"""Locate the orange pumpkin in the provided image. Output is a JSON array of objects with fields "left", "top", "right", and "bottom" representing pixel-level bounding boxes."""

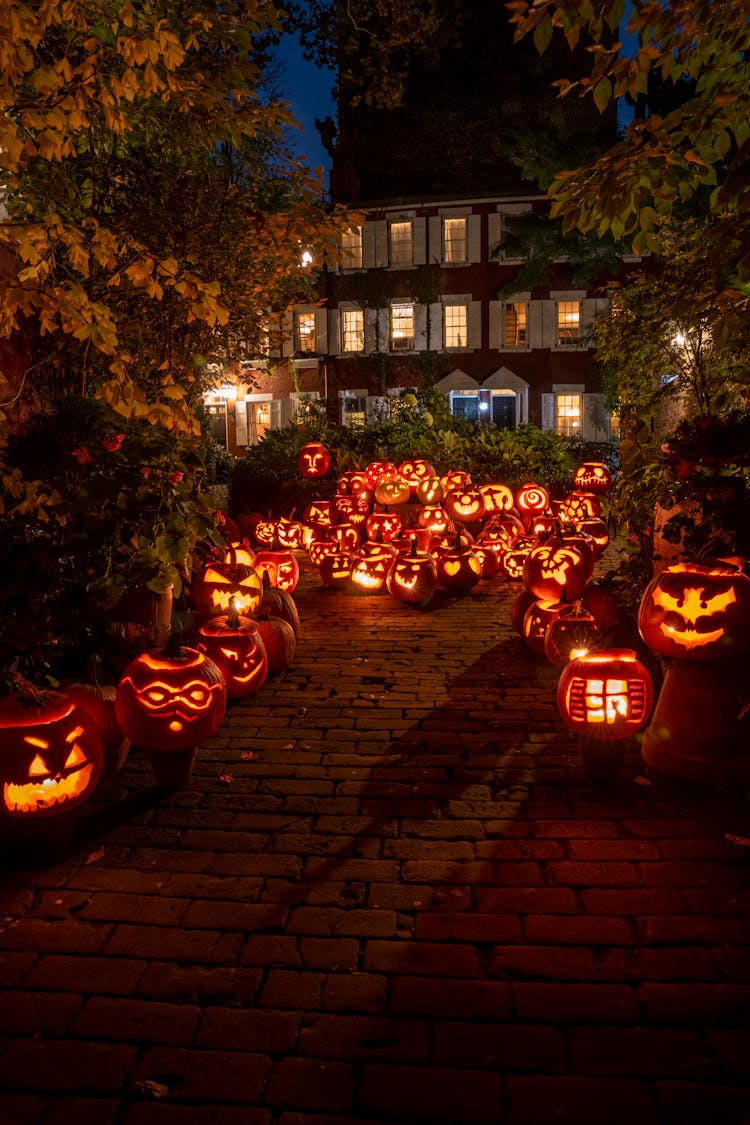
[
  {"left": 638, "top": 559, "right": 750, "bottom": 662},
  {"left": 197, "top": 604, "right": 268, "bottom": 699},
  {"left": 398, "top": 458, "right": 437, "bottom": 495},
  {"left": 251, "top": 550, "right": 300, "bottom": 593},
  {"left": 557, "top": 649, "right": 653, "bottom": 741},
  {"left": 374, "top": 478, "right": 411, "bottom": 507},
  {"left": 573, "top": 461, "right": 612, "bottom": 494},
  {"left": 298, "top": 441, "right": 331, "bottom": 478},
  {"left": 387, "top": 540, "right": 437, "bottom": 606},
  {"left": 191, "top": 551, "right": 263, "bottom": 617},
  {"left": 416, "top": 476, "right": 444, "bottom": 506}
]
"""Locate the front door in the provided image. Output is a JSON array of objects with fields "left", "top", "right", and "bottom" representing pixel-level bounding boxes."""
[{"left": 492, "top": 395, "right": 515, "bottom": 429}]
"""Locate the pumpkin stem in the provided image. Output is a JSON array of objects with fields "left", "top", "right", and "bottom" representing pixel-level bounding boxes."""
[
  {"left": 165, "top": 624, "right": 184, "bottom": 659},
  {"left": 409, "top": 538, "right": 418, "bottom": 558},
  {"left": 9, "top": 672, "right": 47, "bottom": 706},
  {"left": 227, "top": 600, "right": 241, "bottom": 629}
]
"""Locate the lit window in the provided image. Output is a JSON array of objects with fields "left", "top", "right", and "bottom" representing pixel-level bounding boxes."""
[
  {"left": 342, "top": 308, "right": 364, "bottom": 353},
  {"left": 295, "top": 312, "right": 316, "bottom": 353},
  {"left": 557, "top": 302, "right": 581, "bottom": 346},
  {"left": 389, "top": 221, "right": 413, "bottom": 267},
  {"left": 443, "top": 303, "right": 468, "bottom": 349},
  {"left": 390, "top": 301, "right": 415, "bottom": 350},
  {"left": 341, "top": 226, "right": 363, "bottom": 269},
  {"left": 443, "top": 217, "right": 467, "bottom": 264},
  {"left": 343, "top": 396, "right": 367, "bottom": 427},
  {"left": 556, "top": 393, "right": 582, "bottom": 436},
  {"left": 504, "top": 302, "right": 527, "bottom": 347}
]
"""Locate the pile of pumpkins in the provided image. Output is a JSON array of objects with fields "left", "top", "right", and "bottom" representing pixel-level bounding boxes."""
[
  {"left": 0, "top": 551, "right": 301, "bottom": 826},
  {"left": 235, "top": 446, "right": 615, "bottom": 611}
]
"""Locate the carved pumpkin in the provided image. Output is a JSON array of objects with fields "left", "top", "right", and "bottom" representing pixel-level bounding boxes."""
[
  {"left": 417, "top": 506, "right": 452, "bottom": 534},
  {"left": 573, "top": 461, "right": 612, "bottom": 494},
  {"left": 557, "top": 649, "right": 653, "bottom": 741},
  {"left": 251, "top": 550, "right": 300, "bottom": 593},
  {"left": 374, "top": 478, "right": 411, "bottom": 507},
  {"left": 275, "top": 515, "right": 305, "bottom": 550},
  {"left": 319, "top": 548, "right": 354, "bottom": 589},
  {"left": 440, "top": 469, "right": 472, "bottom": 493},
  {"left": 308, "top": 538, "right": 339, "bottom": 567},
  {"left": 222, "top": 541, "right": 255, "bottom": 566},
  {"left": 510, "top": 588, "right": 538, "bottom": 635},
  {"left": 331, "top": 522, "right": 362, "bottom": 552},
  {"left": 435, "top": 534, "right": 482, "bottom": 592},
  {"left": 576, "top": 517, "right": 610, "bottom": 553},
  {"left": 443, "top": 488, "right": 485, "bottom": 524},
  {"left": 472, "top": 544, "right": 501, "bottom": 578},
  {"left": 562, "top": 491, "right": 602, "bottom": 524},
  {"left": 416, "top": 476, "right": 444, "bottom": 506},
  {"left": 303, "top": 499, "right": 338, "bottom": 532},
  {"left": 515, "top": 483, "right": 550, "bottom": 528},
  {"left": 337, "top": 470, "right": 370, "bottom": 495},
  {"left": 398, "top": 459, "right": 436, "bottom": 495},
  {"left": 499, "top": 535, "right": 539, "bottom": 581},
  {"left": 366, "top": 510, "right": 404, "bottom": 543},
  {"left": 637, "top": 559, "right": 750, "bottom": 662},
  {"left": 522, "top": 599, "right": 562, "bottom": 656},
  {"left": 0, "top": 686, "right": 104, "bottom": 818},
  {"left": 334, "top": 492, "right": 372, "bottom": 528},
  {"left": 392, "top": 527, "right": 433, "bottom": 554},
  {"left": 479, "top": 482, "right": 515, "bottom": 516},
  {"left": 298, "top": 441, "right": 331, "bottom": 478},
  {"left": 544, "top": 602, "right": 602, "bottom": 667},
  {"left": 387, "top": 540, "right": 437, "bottom": 606},
  {"left": 349, "top": 540, "right": 397, "bottom": 593},
  {"left": 478, "top": 514, "right": 525, "bottom": 549},
  {"left": 365, "top": 460, "right": 399, "bottom": 490},
  {"left": 523, "top": 540, "right": 592, "bottom": 603},
  {"left": 191, "top": 551, "right": 263, "bottom": 617},
  {"left": 197, "top": 603, "right": 268, "bottom": 699},
  {"left": 254, "top": 516, "right": 277, "bottom": 548},
  {"left": 115, "top": 638, "right": 226, "bottom": 753}
]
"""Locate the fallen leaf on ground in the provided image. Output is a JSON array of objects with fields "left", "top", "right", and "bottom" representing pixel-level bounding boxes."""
[
  {"left": 726, "top": 833, "right": 750, "bottom": 847},
  {"left": 85, "top": 848, "right": 105, "bottom": 864},
  {"left": 219, "top": 774, "right": 233, "bottom": 784},
  {"left": 633, "top": 776, "right": 652, "bottom": 786},
  {"left": 134, "top": 1080, "right": 169, "bottom": 1098},
  {"left": 240, "top": 750, "right": 258, "bottom": 761}
]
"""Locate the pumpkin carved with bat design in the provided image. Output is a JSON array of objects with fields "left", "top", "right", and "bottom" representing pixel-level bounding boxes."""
[
  {"left": 0, "top": 687, "right": 104, "bottom": 818},
  {"left": 638, "top": 559, "right": 750, "bottom": 662}
]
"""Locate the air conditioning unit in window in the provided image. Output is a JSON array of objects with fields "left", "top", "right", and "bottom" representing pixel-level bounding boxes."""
[{"left": 391, "top": 335, "right": 413, "bottom": 351}]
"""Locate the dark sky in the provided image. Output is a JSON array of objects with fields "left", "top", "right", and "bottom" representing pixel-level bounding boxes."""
[{"left": 274, "top": 36, "right": 335, "bottom": 184}]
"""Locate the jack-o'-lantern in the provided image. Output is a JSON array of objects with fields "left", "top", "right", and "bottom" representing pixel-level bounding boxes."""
[
  {"left": 308, "top": 538, "right": 339, "bottom": 567},
  {"left": 392, "top": 527, "right": 433, "bottom": 554},
  {"left": 304, "top": 499, "right": 337, "bottom": 532},
  {"left": 417, "top": 506, "right": 452, "bottom": 534},
  {"left": 366, "top": 510, "right": 404, "bottom": 543},
  {"left": 510, "top": 588, "right": 538, "bottom": 635},
  {"left": 562, "top": 491, "right": 602, "bottom": 524},
  {"left": 222, "top": 541, "right": 255, "bottom": 566},
  {"left": 638, "top": 558, "right": 750, "bottom": 662},
  {"left": 387, "top": 540, "right": 437, "bottom": 606},
  {"left": 515, "top": 483, "right": 550, "bottom": 528},
  {"left": 298, "top": 441, "right": 331, "bottom": 478},
  {"left": 251, "top": 550, "right": 300, "bottom": 593},
  {"left": 0, "top": 685, "right": 104, "bottom": 819},
  {"left": 435, "top": 534, "right": 482, "bottom": 593},
  {"left": 365, "top": 460, "right": 399, "bottom": 490},
  {"left": 573, "top": 461, "right": 612, "bottom": 494},
  {"left": 254, "top": 515, "right": 277, "bottom": 548},
  {"left": 416, "top": 476, "right": 444, "bottom": 506},
  {"left": 479, "top": 514, "right": 525, "bottom": 549},
  {"left": 191, "top": 551, "right": 263, "bottom": 617},
  {"left": 522, "top": 599, "right": 561, "bottom": 655},
  {"left": 557, "top": 649, "right": 653, "bottom": 740},
  {"left": 337, "top": 470, "right": 370, "bottom": 495},
  {"left": 479, "top": 482, "right": 515, "bottom": 516},
  {"left": 334, "top": 492, "right": 372, "bottom": 528},
  {"left": 544, "top": 602, "right": 602, "bottom": 667},
  {"left": 499, "top": 535, "right": 539, "bottom": 580},
  {"left": 115, "top": 636, "right": 226, "bottom": 753},
  {"left": 374, "top": 478, "right": 410, "bottom": 507},
  {"left": 431, "top": 528, "right": 474, "bottom": 556},
  {"left": 349, "top": 541, "right": 397, "bottom": 592},
  {"left": 332, "top": 522, "right": 361, "bottom": 552},
  {"left": 523, "top": 539, "right": 592, "bottom": 603},
  {"left": 319, "top": 548, "right": 354, "bottom": 589},
  {"left": 275, "top": 515, "right": 305, "bottom": 550},
  {"left": 528, "top": 513, "right": 558, "bottom": 542},
  {"left": 440, "top": 469, "right": 472, "bottom": 493},
  {"left": 398, "top": 459, "right": 437, "bottom": 495},
  {"left": 576, "top": 517, "right": 609, "bottom": 554},
  {"left": 197, "top": 602, "right": 268, "bottom": 698},
  {"left": 472, "top": 545, "right": 501, "bottom": 579},
  {"left": 443, "top": 488, "right": 485, "bottom": 524}
]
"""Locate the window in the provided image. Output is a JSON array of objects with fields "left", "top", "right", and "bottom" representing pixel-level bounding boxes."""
[
  {"left": 343, "top": 396, "right": 367, "bottom": 427},
  {"left": 450, "top": 389, "right": 479, "bottom": 422},
  {"left": 341, "top": 308, "right": 364, "bottom": 353},
  {"left": 443, "top": 303, "right": 468, "bottom": 349},
  {"left": 443, "top": 217, "right": 467, "bottom": 264},
  {"left": 390, "top": 301, "right": 415, "bottom": 350},
  {"left": 504, "top": 302, "right": 527, "bottom": 347},
  {"left": 389, "top": 221, "right": 413, "bottom": 267},
  {"left": 556, "top": 393, "right": 582, "bottom": 436},
  {"left": 557, "top": 301, "right": 581, "bottom": 346},
  {"left": 295, "top": 312, "right": 317, "bottom": 353},
  {"left": 341, "top": 226, "right": 363, "bottom": 269}
]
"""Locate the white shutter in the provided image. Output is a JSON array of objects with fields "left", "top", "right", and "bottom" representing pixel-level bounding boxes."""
[
  {"left": 364, "top": 308, "right": 378, "bottom": 353},
  {"left": 541, "top": 393, "right": 555, "bottom": 432},
  {"left": 468, "top": 214, "right": 482, "bottom": 263},
  {"left": 235, "top": 401, "right": 248, "bottom": 447},
  {"left": 528, "top": 299, "right": 542, "bottom": 349},
  {"left": 281, "top": 311, "right": 294, "bottom": 357},
  {"left": 414, "top": 303, "right": 427, "bottom": 351},
  {"left": 583, "top": 393, "right": 610, "bottom": 441},
  {"left": 270, "top": 399, "right": 294, "bottom": 430},
  {"left": 428, "top": 216, "right": 441, "bottom": 263},
  {"left": 468, "top": 301, "right": 482, "bottom": 349},
  {"left": 366, "top": 396, "right": 388, "bottom": 422},
  {"left": 488, "top": 213, "right": 502, "bottom": 260},
  {"left": 374, "top": 221, "right": 388, "bottom": 266},
  {"left": 488, "top": 300, "right": 501, "bottom": 349},
  {"left": 377, "top": 308, "right": 389, "bottom": 351},
  {"left": 429, "top": 302, "right": 442, "bottom": 351},
  {"left": 540, "top": 300, "right": 557, "bottom": 349},
  {"left": 363, "top": 221, "right": 387, "bottom": 267},
  {"left": 315, "top": 308, "right": 328, "bottom": 354},
  {"left": 413, "top": 217, "right": 427, "bottom": 265},
  {"left": 329, "top": 309, "right": 340, "bottom": 355}
]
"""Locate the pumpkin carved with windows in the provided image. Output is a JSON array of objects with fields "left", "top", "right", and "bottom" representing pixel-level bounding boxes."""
[{"left": 556, "top": 649, "right": 653, "bottom": 741}]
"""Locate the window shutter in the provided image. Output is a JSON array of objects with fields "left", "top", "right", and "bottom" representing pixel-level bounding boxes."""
[
  {"left": 414, "top": 303, "right": 427, "bottom": 351},
  {"left": 281, "top": 311, "right": 294, "bottom": 357},
  {"left": 428, "top": 216, "right": 441, "bottom": 263},
  {"left": 488, "top": 300, "right": 501, "bottom": 348},
  {"left": 581, "top": 298, "right": 598, "bottom": 344},
  {"left": 366, "top": 396, "right": 388, "bottom": 422},
  {"left": 487, "top": 213, "right": 502, "bottom": 260},
  {"left": 541, "top": 301, "right": 557, "bottom": 348},
  {"left": 376, "top": 308, "right": 388, "bottom": 351},
  {"left": 429, "top": 302, "right": 442, "bottom": 351},
  {"left": 316, "top": 309, "right": 328, "bottom": 354},
  {"left": 374, "top": 221, "right": 388, "bottom": 266},
  {"left": 364, "top": 308, "right": 378, "bottom": 353},
  {"left": 413, "top": 217, "right": 427, "bottom": 265},
  {"left": 468, "top": 301, "right": 482, "bottom": 349},
  {"left": 468, "top": 214, "right": 482, "bottom": 263},
  {"left": 363, "top": 221, "right": 386, "bottom": 267},
  {"left": 583, "top": 393, "right": 610, "bottom": 441},
  {"left": 235, "top": 401, "right": 248, "bottom": 446},
  {"left": 527, "top": 300, "right": 542, "bottom": 349},
  {"left": 329, "top": 309, "right": 340, "bottom": 354},
  {"left": 541, "top": 392, "right": 555, "bottom": 432}
]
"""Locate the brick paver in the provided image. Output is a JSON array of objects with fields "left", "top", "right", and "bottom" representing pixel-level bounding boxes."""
[{"left": 2, "top": 550, "right": 750, "bottom": 1124}]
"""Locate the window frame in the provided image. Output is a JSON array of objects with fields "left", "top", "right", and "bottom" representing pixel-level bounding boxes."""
[
  {"left": 341, "top": 307, "right": 365, "bottom": 354},
  {"left": 443, "top": 301, "right": 469, "bottom": 350},
  {"left": 556, "top": 301, "right": 581, "bottom": 348},
  {"left": 389, "top": 220, "right": 414, "bottom": 268},
  {"left": 341, "top": 225, "right": 363, "bottom": 270},
  {"left": 295, "top": 311, "right": 317, "bottom": 354},
  {"left": 556, "top": 392, "right": 583, "bottom": 436},
  {"left": 503, "top": 301, "right": 528, "bottom": 348},
  {"left": 443, "top": 216, "right": 468, "bottom": 265}
]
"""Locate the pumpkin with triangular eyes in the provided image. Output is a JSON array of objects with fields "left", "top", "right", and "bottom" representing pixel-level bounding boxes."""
[
  {"left": 0, "top": 690, "right": 104, "bottom": 819},
  {"left": 349, "top": 541, "right": 397, "bottom": 593},
  {"left": 275, "top": 515, "right": 305, "bottom": 550},
  {"left": 387, "top": 541, "right": 437, "bottom": 606},
  {"left": 573, "top": 461, "right": 612, "bottom": 494},
  {"left": 638, "top": 559, "right": 750, "bottom": 662},
  {"left": 440, "top": 469, "right": 472, "bottom": 493},
  {"left": 191, "top": 551, "right": 263, "bottom": 617},
  {"left": 319, "top": 548, "right": 354, "bottom": 589},
  {"left": 197, "top": 604, "right": 268, "bottom": 699}
]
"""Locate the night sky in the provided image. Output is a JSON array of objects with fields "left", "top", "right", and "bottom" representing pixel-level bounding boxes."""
[{"left": 275, "top": 35, "right": 335, "bottom": 184}]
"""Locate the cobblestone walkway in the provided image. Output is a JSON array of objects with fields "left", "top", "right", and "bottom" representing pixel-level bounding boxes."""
[{"left": 1, "top": 556, "right": 750, "bottom": 1125}]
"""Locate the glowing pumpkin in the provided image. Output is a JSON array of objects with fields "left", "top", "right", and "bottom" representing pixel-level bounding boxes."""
[
  {"left": 479, "top": 482, "right": 515, "bottom": 516},
  {"left": 332, "top": 523, "right": 362, "bottom": 552},
  {"left": 435, "top": 534, "right": 482, "bottom": 593},
  {"left": 303, "top": 499, "right": 338, "bottom": 532},
  {"left": 515, "top": 483, "right": 550, "bottom": 528},
  {"left": 115, "top": 640, "right": 226, "bottom": 753},
  {"left": 251, "top": 550, "right": 300, "bottom": 593},
  {"left": 443, "top": 488, "right": 485, "bottom": 524},
  {"left": 573, "top": 461, "right": 612, "bottom": 494},
  {"left": 349, "top": 541, "right": 397, "bottom": 593},
  {"left": 337, "top": 470, "right": 370, "bottom": 496},
  {"left": 374, "top": 478, "right": 411, "bottom": 507},
  {"left": 499, "top": 535, "right": 539, "bottom": 581},
  {"left": 275, "top": 516, "right": 305, "bottom": 550},
  {"left": 191, "top": 552, "right": 263, "bottom": 617},
  {"left": 440, "top": 469, "right": 472, "bottom": 493},
  {"left": 221, "top": 541, "right": 255, "bottom": 566},
  {"left": 398, "top": 459, "right": 436, "bottom": 495},
  {"left": 417, "top": 506, "right": 452, "bottom": 534},
  {"left": 0, "top": 687, "right": 104, "bottom": 819},
  {"left": 544, "top": 602, "right": 602, "bottom": 667},
  {"left": 557, "top": 649, "right": 653, "bottom": 741},
  {"left": 254, "top": 516, "right": 277, "bottom": 548},
  {"left": 298, "top": 441, "right": 331, "bottom": 478},
  {"left": 366, "top": 510, "right": 404, "bottom": 543},
  {"left": 522, "top": 599, "right": 561, "bottom": 655},
  {"left": 523, "top": 540, "right": 592, "bottom": 603},
  {"left": 472, "top": 545, "right": 501, "bottom": 578},
  {"left": 197, "top": 603, "right": 268, "bottom": 699},
  {"left": 319, "top": 548, "right": 354, "bottom": 589},
  {"left": 308, "top": 538, "right": 339, "bottom": 567},
  {"left": 562, "top": 491, "right": 602, "bottom": 524},
  {"left": 334, "top": 492, "right": 373, "bottom": 528},
  {"left": 637, "top": 559, "right": 750, "bottom": 662},
  {"left": 365, "top": 460, "right": 399, "bottom": 490},
  {"left": 387, "top": 540, "right": 437, "bottom": 606},
  {"left": 416, "top": 477, "right": 444, "bottom": 506}
]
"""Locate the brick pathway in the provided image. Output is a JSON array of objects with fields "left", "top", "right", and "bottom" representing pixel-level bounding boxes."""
[{"left": 2, "top": 555, "right": 750, "bottom": 1125}]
